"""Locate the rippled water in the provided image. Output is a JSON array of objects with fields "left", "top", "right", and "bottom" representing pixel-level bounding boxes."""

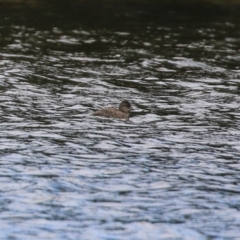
[{"left": 0, "top": 2, "right": 240, "bottom": 239}]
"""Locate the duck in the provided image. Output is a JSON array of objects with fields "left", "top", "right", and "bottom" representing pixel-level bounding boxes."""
[{"left": 93, "top": 100, "right": 132, "bottom": 120}]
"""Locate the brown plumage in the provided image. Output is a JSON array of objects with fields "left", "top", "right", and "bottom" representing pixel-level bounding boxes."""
[{"left": 93, "top": 100, "right": 132, "bottom": 120}]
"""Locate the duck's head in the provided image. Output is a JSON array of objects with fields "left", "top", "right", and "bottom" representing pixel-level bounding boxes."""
[{"left": 119, "top": 100, "right": 132, "bottom": 113}]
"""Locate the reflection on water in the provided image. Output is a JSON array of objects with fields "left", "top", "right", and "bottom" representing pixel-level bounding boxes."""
[{"left": 0, "top": 2, "right": 240, "bottom": 239}]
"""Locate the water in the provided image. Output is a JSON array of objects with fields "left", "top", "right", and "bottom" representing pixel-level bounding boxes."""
[{"left": 0, "top": 2, "right": 240, "bottom": 239}]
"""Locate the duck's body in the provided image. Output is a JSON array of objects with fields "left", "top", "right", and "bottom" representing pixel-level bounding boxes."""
[{"left": 93, "top": 100, "right": 131, "bottom": 120}]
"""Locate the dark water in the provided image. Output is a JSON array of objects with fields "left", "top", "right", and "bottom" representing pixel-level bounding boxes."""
[{"left": 0, "top": 2, "right": 240, "bottom": 239}]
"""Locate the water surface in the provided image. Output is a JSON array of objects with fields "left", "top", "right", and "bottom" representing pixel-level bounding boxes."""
[{"left": 0, "top": 2, "right": 240, "bottom": 239}]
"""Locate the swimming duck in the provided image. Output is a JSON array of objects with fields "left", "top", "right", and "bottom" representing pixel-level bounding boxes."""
[{"left": 93, "top": 100, "right": 132, "bottom": 120}]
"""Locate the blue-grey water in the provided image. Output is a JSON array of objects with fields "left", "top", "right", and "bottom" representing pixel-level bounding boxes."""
[{"left": 0, "top": 2, "right": 240, "bottom": 239}]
